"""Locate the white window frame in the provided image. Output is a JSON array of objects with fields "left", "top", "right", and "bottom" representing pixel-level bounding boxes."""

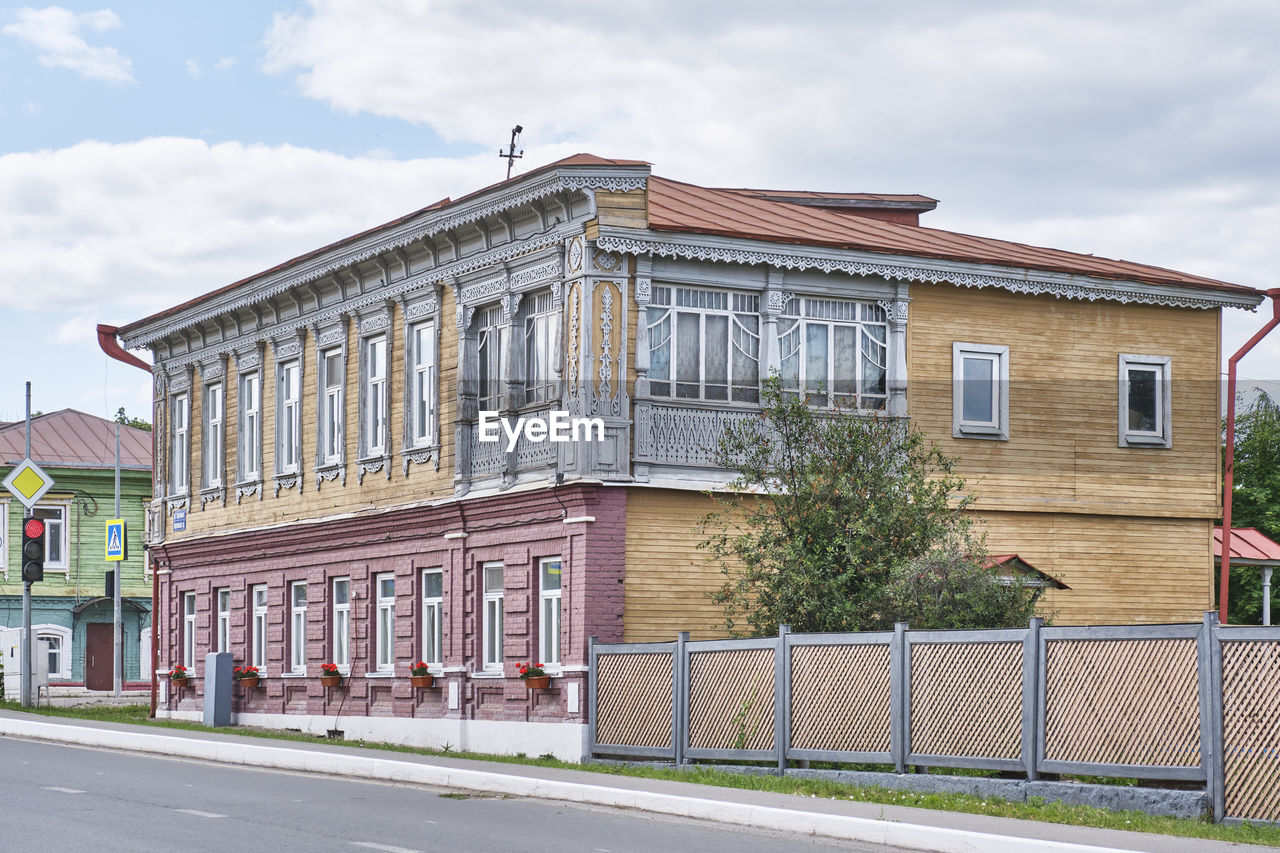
[
  {"left": 477, "top": 304, "right": 506, "bottom": 412},
  {"left": 204, "top": 382, "right": 224, "bottom": 488},
  {"left": 239, "top": 372, "right": 262, "bottom": 482},
  {"left": 215, "top": 587, "right": 230, "bottom": 653},
  {"left": 952, "top": 342, "right": 1010, "bottom": 440},
  {"left": 251, "top": 584, "right": 268, "bottom": 670},
  {"left": 33, "top": 502, "right": 70, "bottom": 570},
  {"left": 320, "top": 347, "right": 345, "bottom": 465},
  {"left": 409, "top": 320, "right": 438, "bottom": 447},
  {"left": 539, "top": 557, "right": 562, "bottom": 668},
  {"left": 647, "top": 286, "right": 761, "bottom": 404},
  {"left": 779, "top": 296, "right": 888, "bottom": 411},
  {"left": 171, "top": 393, "right": 190, "bottom": 493},
  {"left": 289, "top": 581, "right": 307, "bottom": 673},
  {"left": 276, "top": 360, "right": 301, "bottom": 475},
  {"left": 361, "top": 334, "right": 389, "bottom": 457},
  {"left": 375, "top": 573, "right": 395, "bottom": 673},
  {"left": 482, "top": 562, "right": 504, "bottom": 672},
  {"left": 422, "top": 568, "right": 443, "bottom": 668},
  {"left": 524, "top": 290, "right": 558, "bottom": 405},
  {"left": 332, "top": 577, "right": 350, "bottom": 673},
  {"left": 182, "top": 592, "right": 197, "bottom": 669},
  {"left": 34, "top": 624, "right": 72, "bottom": 681},
  {"left": 1119, "top": 353, "right": 1172, "bottom": 448}
]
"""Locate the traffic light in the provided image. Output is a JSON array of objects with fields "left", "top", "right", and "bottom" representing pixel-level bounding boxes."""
[{"left": 21, "top": 516, "right": 45, "bottom": 583}]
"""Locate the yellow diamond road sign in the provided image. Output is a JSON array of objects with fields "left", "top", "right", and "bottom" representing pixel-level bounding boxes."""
[{"left": 3, "top": 458, "right": 55, "bottom": 509}]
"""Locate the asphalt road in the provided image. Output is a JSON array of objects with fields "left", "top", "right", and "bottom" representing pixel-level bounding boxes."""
[{"left": 0, "top": 736, "right": 907, "bottom": 852}]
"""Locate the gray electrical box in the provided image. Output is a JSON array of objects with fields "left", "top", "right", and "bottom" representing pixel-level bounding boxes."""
[{"left": 203, "top": 652, "right": 233, "bottom": 727}]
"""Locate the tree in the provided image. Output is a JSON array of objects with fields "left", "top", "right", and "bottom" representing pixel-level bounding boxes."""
[
  {"left": 114, "top": 407, "right": 152, "bottom": 432},
  {"left": 1224, "top": 390, "right": 1280, "bottom": 624},
  {"left": 701, "top": 378, "right": 1039, "bottom": 637}
]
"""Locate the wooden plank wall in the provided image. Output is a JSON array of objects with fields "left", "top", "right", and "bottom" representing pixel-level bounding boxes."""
[{"left": 167, "top": 289, "right": 457, "bottom": 540}]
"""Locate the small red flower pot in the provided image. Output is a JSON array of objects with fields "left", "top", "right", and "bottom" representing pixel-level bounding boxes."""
[
  {"left": 238, "top": 676, "right": 260, "bottom": 689},
  {"left": 320, "top": 674, "right": 342, "bottom": 688},
  {"left": 409, "top": 674, "right": 435, "bottom": 688},
  {"left": 523, "top": 675, "right": 551, "bottom": 689}
]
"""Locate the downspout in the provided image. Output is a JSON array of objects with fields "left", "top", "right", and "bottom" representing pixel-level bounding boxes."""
[
  {"left": 1219, "top": 289, "right": 1280, "bottom": 624},
  {"left": 97, "top": 324, "right": 157, "bottom": 715}
]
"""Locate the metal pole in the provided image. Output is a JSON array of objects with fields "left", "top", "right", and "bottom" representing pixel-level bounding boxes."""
[
  {"left": 113, "top": 423, "right": 122, "bottom": 696},
  {"left": 1220, "top": 288, "right": 1280, "bottom": 623},
  {"left": 1263, "top": 567, "right": 1273, "bottom": 627},
  {"left": 21, "top": 381, "right": 33, "bottom": 708}
]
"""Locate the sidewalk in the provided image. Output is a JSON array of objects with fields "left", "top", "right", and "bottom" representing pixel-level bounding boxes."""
[{"left": 0, "top": 709, "right": 1269, "bottom": 853}]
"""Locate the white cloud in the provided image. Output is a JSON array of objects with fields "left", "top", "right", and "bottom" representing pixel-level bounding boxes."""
[
  {"left": 3, "top": 6, "right": 134, "bottom": 84},
  {"left": 22, "top": 102, "right": 41, "bottom": 114},
  {"left": 215, "top": 55, "right": 236, "bottom": 71},
  {"left": 185, "top": 58, "right": 200, "bottom": 77}
]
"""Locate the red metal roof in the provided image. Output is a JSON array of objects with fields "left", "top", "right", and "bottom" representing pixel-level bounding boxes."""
[
  {"left": 647, "top": 177, "right": 1253, "bottom": 294},
  {"left": 1214, "top": 527, "right": 1280, "bottom": 563},
  {"left": 0, "top": 409, "right": 151, "bottom": 470}
]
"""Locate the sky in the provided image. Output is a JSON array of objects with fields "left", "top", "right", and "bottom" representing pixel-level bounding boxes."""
[{"left": 0, "top": 0, "right": 1277, "bottom": 424}]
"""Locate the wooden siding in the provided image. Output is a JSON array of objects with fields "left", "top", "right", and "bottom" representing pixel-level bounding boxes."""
[
  {"left": 166, "top": 291, "right": 457, "bottom": 540},
  {"left": 908, "top": 285, "right": 1221, "bottom": 520},
  {"left": 595, "top": 189, "right": 648, "bottom": 230},
  {"left": 975, "top": 510, "right": 1214, "bottom": 625}
]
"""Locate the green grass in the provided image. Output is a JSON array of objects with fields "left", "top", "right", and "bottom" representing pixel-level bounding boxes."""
[{"left": 4, "top": 701, "right": 1279, "bottom": 847}]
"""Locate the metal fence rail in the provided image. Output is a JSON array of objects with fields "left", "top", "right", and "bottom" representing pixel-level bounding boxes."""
[{"left": 587, "top": 615, "right": 1280, "bottom": 823}]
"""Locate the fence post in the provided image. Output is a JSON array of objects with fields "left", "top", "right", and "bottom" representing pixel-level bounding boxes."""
[
  {"left": 1022, "top": 617, "right": 1042, "bottom": 781},
  {"left": 1199, "top": 611, "right": 1225, "bottom": 822},
  {"left": 774, "top": 624, "right": 790, "bottom": 774},
  {"left": 587, "top": 635, "right": 598, "bottom": 758},
  {"left": 674, "top": 631, "right": 689, "bottom": 766},
  {"left": 891, "top": 621, "right": 908, "bottom": 773}
]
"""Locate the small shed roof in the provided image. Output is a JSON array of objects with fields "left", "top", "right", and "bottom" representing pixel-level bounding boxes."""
[
  {"left": 1213, "top": 527, "right": 1280, "bottom": 566},
  {"left": 0, "top": 409, "right": 151, "bottom": 470},
  {"left": 983, "top": 554, "right": 1070, "bottom": 590}
]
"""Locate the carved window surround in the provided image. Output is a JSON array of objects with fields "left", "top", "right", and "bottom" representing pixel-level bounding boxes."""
[
  {"left": 312, "top": 315, "right": 349, "bottom": 486},
  {"left": 400, "top": 288, "right": 442, "bottom": 475},
  {"left": 271, "top": 331, "right": 306, "bottom": 496}
]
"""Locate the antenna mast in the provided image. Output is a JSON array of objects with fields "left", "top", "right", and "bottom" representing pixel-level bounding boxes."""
[{"left": 499, "top": 124, "right": 524, "bottom": 179}]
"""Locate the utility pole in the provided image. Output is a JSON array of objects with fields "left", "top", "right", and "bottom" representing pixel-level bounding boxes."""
[
  {"left": 21, "top": 382, "right": 32, "bottom": 707},
  {"left": 113, "top": 422, "right": 122, "bottom": 696},
  {"left": 498, "top": 125, "right": 523, "bottom": 180}
]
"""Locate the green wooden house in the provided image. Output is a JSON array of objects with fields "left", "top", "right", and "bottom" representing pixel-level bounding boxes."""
[{"left": 0, "top": 410, "right": 151, "bottom": 690}]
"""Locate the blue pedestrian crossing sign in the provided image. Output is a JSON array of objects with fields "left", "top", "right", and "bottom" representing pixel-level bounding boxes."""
[{"left": 105, "top": 518, "right": 127, "bottom": 562}]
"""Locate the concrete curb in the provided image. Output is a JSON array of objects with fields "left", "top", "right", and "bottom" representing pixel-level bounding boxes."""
[{"left": 1, "top": 716, "right": 1140, "bottom": 853}]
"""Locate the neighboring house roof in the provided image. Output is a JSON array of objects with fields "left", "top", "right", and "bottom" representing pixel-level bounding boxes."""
[
  {"left": 1214, "top": 527, "right": 1280, "bottom": 566},
  {"left": 0, "top": 409, "right": 151, "bottom": 471},
  {"left": 983, "top": 554, "right": 1070, "bottom": 590}
]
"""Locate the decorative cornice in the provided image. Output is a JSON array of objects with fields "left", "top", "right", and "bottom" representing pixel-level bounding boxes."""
[
  {"left": 122, "top": 167, "right": 637, "bottom": 349},
  {"left": 461, "top": 273, "right": 508, "bottom": 304},
  {"left": 596, "top": 231, "right": 1262, "bottom": 311},
  {"left": 510, "top": 257, "right": 561, "bottom": 290}
]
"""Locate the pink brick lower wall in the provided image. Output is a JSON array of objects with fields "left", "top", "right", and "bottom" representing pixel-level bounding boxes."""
[{"left": 155, "top": 483, "right": 626, "bottom": 725}]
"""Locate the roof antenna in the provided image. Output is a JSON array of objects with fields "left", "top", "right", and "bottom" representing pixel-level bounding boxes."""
[{"left": 499, "top": 124, "right": 523, "bottom": 180}]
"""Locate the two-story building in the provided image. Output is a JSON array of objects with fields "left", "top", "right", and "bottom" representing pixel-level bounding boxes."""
[
  {"left": 104, "top": 154, "right": 1263, "bottom": 758},
  {"left": 0, "top": 410, "right": 152, "bottom": 694}
]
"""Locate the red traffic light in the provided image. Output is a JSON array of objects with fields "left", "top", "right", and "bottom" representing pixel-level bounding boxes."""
[{"left": 24, "top": 517, "right": 44, "bottom": 539}]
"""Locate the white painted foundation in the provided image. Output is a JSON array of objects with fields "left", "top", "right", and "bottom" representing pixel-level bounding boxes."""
[{"left": 156, "top": 709, "right": 589, "bottom": 762}]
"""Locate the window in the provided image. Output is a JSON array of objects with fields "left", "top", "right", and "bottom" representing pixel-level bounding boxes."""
[
  {"left": 539, "top": 558, "right": 562, "bottom": 666},
  {"left": 204, "top": 383, "right": 224, "bottom": 488},
  {"left": 363, "top": 335, "right": 388, "bottom": 456},
  {"left": 277, "top": 361, "right": 301, "bottom": 474},
  {"left": 375, "top": 573, "right": 395, "bottom": 672},
  {"left": 779, "top": 297, "right": 886, "bottom": 409},
  {"left": 215, "top": 588, "right": 230, "bottom": 653},
  {"left": 33, "top": 504, "right": 68, "bottom": 569},
  {"left": 171, "top": 393, "right": 189, "bottom": 491},
  {"left": 251, "top": 584, "right": 267, "bottom": 669},
  {"left": 409, "top": 321, "right": 437, "bottom": 446},
  {"left": 289, "top": 581, "right": 307, "bottom": 673},
  {"left": 182, "top": 592, "right": 196, "bottom": 669},
  {"left": 422, "top": 568, "right": 443, "bottom": 666},
  {"left": 952, "top": 342, "right": 1010, "bottom": 440},
  {"left": 648, "top": 287, "right": 759, "bottom": 403},
  {"left": 524, "top": 290, "right": 557, "bottom": 404},
  {"left": 482, "top": 562, "right": 504, "bottom": 671},
  {"left": 1119, "top": 354, "right": 1172, "bottom": 448},
  {"left": 477, "top": 304, "right": 506, "bottom": 411},
  {"left": 333, "top": 577, "right": 350, "bottom": 671},
  {"left": 35, "top": 626, "right": 71, "bottom": 681},
  {"left": 321, "top": 348, "right": 344, "bottom": 464},
  {"left": 240, "top": 373, "right": 261, "bottom": 481}
]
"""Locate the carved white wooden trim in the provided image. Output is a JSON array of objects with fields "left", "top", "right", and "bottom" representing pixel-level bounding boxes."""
[
  {"left": 235, "top": 483, "right": 260, "bottom": 504},
  {"left": 510, "top": 257, "right": 560, "bottom": 289},
  {"left": 273, "top": 474, "right": 299, "bottom": 497}
]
